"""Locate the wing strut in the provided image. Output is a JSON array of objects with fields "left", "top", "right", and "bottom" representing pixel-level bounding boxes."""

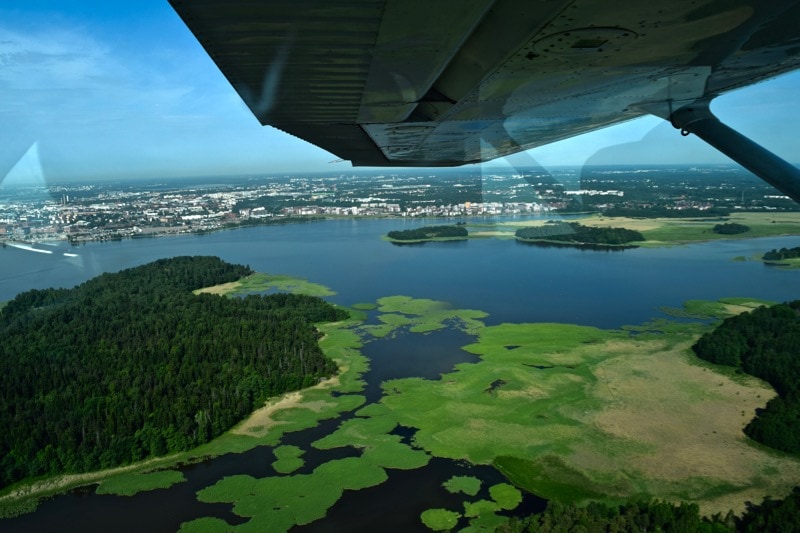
[{"left": 670, "top": 101, "right": 800, "bottom": 203}]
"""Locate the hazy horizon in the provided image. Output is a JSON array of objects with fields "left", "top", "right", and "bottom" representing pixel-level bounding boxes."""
[{"left": 2, "top": 1, "right": 799, "bottom": 184}]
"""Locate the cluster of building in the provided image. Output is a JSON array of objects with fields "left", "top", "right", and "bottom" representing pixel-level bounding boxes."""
[
  {"left": 6, "top": 164, "right": 786, "bottom": 245},
  {"left": 281, "top": 201, "right": 549, "bottom": 218},
  {"left": 0, "top": 182, "right": 551, "bottom": 244}
]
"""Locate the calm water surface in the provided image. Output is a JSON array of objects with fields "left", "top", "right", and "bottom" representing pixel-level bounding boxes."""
[
  {"left": 1, "top": 218, "right": 798, "bottom": 531},
  {"left": 2, "top": 217, "right": 798, "bottom": 327}
]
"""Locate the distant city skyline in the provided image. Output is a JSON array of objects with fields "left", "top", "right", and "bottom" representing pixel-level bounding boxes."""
[{"left": 2, "top": 0, "right": 799, "bottom": 185}]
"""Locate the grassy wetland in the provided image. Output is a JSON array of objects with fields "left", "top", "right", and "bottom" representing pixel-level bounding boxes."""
[
  {"left": 470, "top": 212, "right": 800, "bottom": 248},
  {"left": 3, "top": 269, "right": 800, "bottom": 530}
]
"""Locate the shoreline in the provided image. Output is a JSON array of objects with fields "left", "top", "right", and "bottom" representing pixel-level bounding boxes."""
[{"left": 4, "top": 211, "right": 800, "bottom": 249}]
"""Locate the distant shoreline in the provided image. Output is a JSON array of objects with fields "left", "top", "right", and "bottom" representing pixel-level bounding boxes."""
[{"left": 515, "top": 238, "right": 638, "bottom": 250}]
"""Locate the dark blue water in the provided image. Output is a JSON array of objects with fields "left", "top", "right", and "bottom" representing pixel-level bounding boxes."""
[
  {"left": 2, "top": 218, "right": 798, "bottom": 328},
  {"left": 1, "top": 218, "right": 798, "bottom": 532}
]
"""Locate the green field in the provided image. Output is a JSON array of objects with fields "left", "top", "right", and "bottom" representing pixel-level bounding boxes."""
[
  {"left": 96, "top": 470, "right": 185, "bottom": 496},
  {"left": 194, "top": 272, "right": 336, "bottom": 297},
  {"left": 764, "top": 257, "right": 800, "bottom": 269},
  {"left": 487, "top": 212, "right": 800, "bottom": 248},
  {"left": 272, "top": 445, "right": 305, "bottom": 474},
  {"left": 443, "top": 476, "right": 482, "bottom": 496}
]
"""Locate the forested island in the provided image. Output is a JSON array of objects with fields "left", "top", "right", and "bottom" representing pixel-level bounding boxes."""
[
  {"left": 515, "top": 221, "right": 645, "bottom": 247},
  {"left": 692, "top": 300, "right": 800, "bottom": 454},
  {"left": 713, "top": 222, "right": 750, "bottom": 235},
  {"left": 0, "top": 256, "right": 347, "bottom": 489},
  {"left": 387, "top": 224, "right": 468, "bottom": 242},
  {"left": 763, "top": 246, "right": 800, "bottom": 261}
]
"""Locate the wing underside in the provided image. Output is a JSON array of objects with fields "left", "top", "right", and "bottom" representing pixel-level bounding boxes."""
[{"left": 169, "top": 0, "right": 800, "bottom": 167}]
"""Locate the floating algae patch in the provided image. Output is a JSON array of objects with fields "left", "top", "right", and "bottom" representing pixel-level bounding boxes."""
[
  {"left": 233, "top": 273, "right": 336, "bottom": 297},
  {"left": 95, "top": 469, "right": 185, "bottom": 496},
  {"left": 656, "top": 298, "right": 769, "bottom": 321},
  {"left": 369, "top": 296, "right": 488, "bottom": 336},
  {"left": 379, "top": 323, "right": 621, "bottom": 465},
  {"left": 489, "top": 483, "right": 522, "bottom": 510},
  {"left": 376, "top": 296, "right": 449, "bottom": 315},
  {"left": 195, "top": 458, "right": 389, "bottom": 532},
  {"left": 462, "top": 511, "right": 509, "bottom": 532},
  {"left": 313, "top": 414, "right": 430, "bottom": 471},
  {"left": 195, "top": 408, "right": 430, "bottom": 529},
  {"left": 272, "top": 446, "right": 304, "bottom": 474},
  {"left": 313, "top": 415, "right": 398, "bottom": 449},
  {"left": 443, "top": 476, "right": 481, "bottom": 496},
  {"left": 420, "top": 508, "right": 461, "bottom": 531},
  {"left": 195, "top": 272, "right": 336, "bottom": 298},
  {"left": 427, "top": 480, "right": 522, "bottom": 531},
  {"left": 179, "top": 516, "right": 233, "bottom": 533},
  {"left": 464, "top": 498, "right": 498, "bottom": 518}
]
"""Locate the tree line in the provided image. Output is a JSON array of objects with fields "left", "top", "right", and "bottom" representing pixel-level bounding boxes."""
[
  {"left": 501, "top": 489, "right": 800, "bottom": 532},
  {"left": 763, "top": 246, "right": 800, "bottom": 261},
  {"left": 692, "top": 300, "right": 800, "bottom": 454},
  {"left": 515, "top": 222, "right": 645, "bottom": 245},
  {"left": 603, "top": 206, "right": 730, "bottom": 218},
  {"left": 387, "top": 225, "right": 468, "bottom": 241},
  {"left": 713, "top": 222, "right": 750, "bottom": 235},
  {"left": 0, "top": 256, "right": 347, "bottom": 489}
]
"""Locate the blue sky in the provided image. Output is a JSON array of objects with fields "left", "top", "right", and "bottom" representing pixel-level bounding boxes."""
[{"left": 1, "top": 0, "right": 799, "bottom": 183}]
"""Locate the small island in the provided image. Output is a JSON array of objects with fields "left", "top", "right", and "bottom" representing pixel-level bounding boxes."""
[
  {"left": 514, "top": 221, "right": 645, "bottom": 248},
  {"left": 762, "top": 246, "right": 800, "bottom": 268},
  {"left": 386, "top": 224, "right": 468, "bottom": 243},
  {"left": 713, "top": 222, "right": 750, "bottom": 235}
]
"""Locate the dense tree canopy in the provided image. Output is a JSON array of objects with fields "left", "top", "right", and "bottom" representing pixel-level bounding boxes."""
[
  {"left": 0, "top": 256, "right": 347, "bottom": 488},
  {"left": 502, "top": 500, "right": 731, "bottom": 532},
  {"left": 603, "top": 207, "right": 730, "bottom": 218},
  {"left": 502, "top": 492, "right": 800, "bottom": 532},
  {"left": 387, "top": 225, "right": 468, "bottom": 241},
  {"left": 515, "top": 222, "right": 645, "bottom": 245},
  {"left": 692, "top": 301, "right": 800, "bottom": 454},
  {"left": 763, "top": 246, "right": 800, "bottom": 261},
  {"left": 713, "top": 222, "right": 750, "bottom": 235}
]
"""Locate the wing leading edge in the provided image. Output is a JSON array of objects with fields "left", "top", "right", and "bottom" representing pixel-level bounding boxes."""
[{"left": 169, "top": 0, "right": 800, "bottom": 173}]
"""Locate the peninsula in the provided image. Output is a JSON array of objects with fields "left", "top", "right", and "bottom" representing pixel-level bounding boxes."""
[
  {"left": 514, "top": 221, "right": 645, "bottom": 247},
  {"left": 386, "top": 224, "right": 468, "bottom": 243},
  {"left": 0, "top": 257, "right": 347, "bottom": 491}
]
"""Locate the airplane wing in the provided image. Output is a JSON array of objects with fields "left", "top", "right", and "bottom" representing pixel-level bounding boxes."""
[{"left": 168, "top": 0, "right": 800, "bottom": 198}]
